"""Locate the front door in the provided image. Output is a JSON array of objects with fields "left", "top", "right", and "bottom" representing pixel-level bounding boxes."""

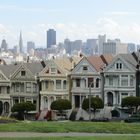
[
  {"left": 75, "top": 95, "right": 80, "bottom": 108},
  {"left": 107, "top": 92, "right": 113, "bottom": 106}
]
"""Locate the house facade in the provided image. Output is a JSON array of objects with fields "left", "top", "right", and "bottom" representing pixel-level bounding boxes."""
[
  {"left": 104, "top": 54, "right": 137, "bottom": 108},
  {"left": 39, "top": 58, "right": 80, "bottom": 111},
  {"left": 71, "top": 55, "right": 112, "bottom": 109}
]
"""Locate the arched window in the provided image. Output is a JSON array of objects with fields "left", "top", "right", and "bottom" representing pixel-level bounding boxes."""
[
  {"left": 63, "top": 80, "right": 67, "bottom": 89},
  {"left": 96, "top": 78, "right": 100, "bottom": 88}
]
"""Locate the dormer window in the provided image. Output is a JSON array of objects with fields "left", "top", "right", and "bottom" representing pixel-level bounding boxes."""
[
  {"left": 83, "top": 66, "right": 88, "bottom": 70},
  {"left": 51, "top": 68, "right": 56, "bottom": 74},
  {"left": 21, "top": 71, "right": 26, "bottom": 76},
  {"left": 116, "top": 63, "right": 122, "bottom": 69}
]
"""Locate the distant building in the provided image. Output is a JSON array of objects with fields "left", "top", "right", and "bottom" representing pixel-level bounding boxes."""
[
  {"left": 137, "top": 44, "right": 140, "bottom": 52},
  {"left": 127, "top": 43, "right": 135, "bottom": 53},
  {"left": 19, "top": 30, "right": 23, "bottom": 53},
  {"left": 85, "top": 39, "right": 98, "bottom": 55},
  {"left": 27, "top": 41, "right": 35, "bottom": 54},
  {"left": 64, "top": 39, "right": 72, "bottom": 55},
  {"left": 1, "top": 39, "right": 8, "bottom": 52},
  {"left": 103, "top": 39, "right": 127, "bottom": 55},
  {"left": 47, "top": 29, "right": 56, "bottom": 48},
  {"left": 98, "top": 34, "right": 106, "bottom": 55}
]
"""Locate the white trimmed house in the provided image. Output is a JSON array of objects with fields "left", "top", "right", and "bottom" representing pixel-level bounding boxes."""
[{"left": 71, "top": 55, "right": 113, "bottom": 108}]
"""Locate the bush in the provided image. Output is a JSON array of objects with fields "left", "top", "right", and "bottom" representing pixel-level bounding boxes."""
[
  {"left": 11, "top": 102, "right": 36, "bottom": 120},
  {"left": 82, "top": 97, "right": 104, "bottom": 118}
]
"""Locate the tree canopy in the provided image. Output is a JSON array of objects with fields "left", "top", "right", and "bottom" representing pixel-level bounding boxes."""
[
  {"left": 51, "top": 99, "right": 71, "bottom": 112},
  {"left": 11, "top": 102, "right": 36, "bottom": 120},
  {"left": 82, "top": 96, "right": 104, "bottom": 117},
  {"left": 121, "top": 96, "right": 140, "bottom": 113}
]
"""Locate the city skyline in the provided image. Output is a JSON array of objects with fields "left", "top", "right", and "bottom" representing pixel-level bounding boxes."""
[{"left": 0, "top": 0, "right": 140, "bottom": 48}]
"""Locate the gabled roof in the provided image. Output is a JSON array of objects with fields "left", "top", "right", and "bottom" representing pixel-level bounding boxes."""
[
  {"left": 24, "top": 62, "right": 46, "bottom": 75},
  {"left": 0, "top": 64, "right": 19, "bottom": 78},
  {"left": 87, "top": 55, "right": 113, "bottom": 72},
  {"left": 119, "top": 54, "right": 137, "bottom": 70}
]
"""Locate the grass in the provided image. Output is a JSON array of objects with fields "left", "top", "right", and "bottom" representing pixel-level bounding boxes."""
[
  {"left": 0, "top": 136, "right": 140, "bottom": 140},
  {"left": 0, "top": 121, "right": 140, "bottom": 133}
]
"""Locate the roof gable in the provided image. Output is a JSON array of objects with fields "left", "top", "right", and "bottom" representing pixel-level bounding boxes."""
[
  {"left": 10, "top": 64, "right": 34, "bottom": 80},
  {"left": 71, "top": 57, "right": 98, "bottom": 75},
  {"left": 104, "top": 55, "right": 136, "bottom": 72}
]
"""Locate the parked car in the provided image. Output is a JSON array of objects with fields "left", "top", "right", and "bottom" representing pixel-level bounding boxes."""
[{"left": 124, "top": 114, "right": 140, "bottom": 123}]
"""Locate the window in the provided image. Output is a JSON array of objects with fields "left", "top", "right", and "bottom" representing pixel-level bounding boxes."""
[
  {"left": 20, "top": 83, "right": 24, "bottom": 92},
  {"left": 51, "top": 68, "right": 56, "bottom": 74},
  {"left": 76, "top": 79, "right": 80, "bottom": 87},
  {"left": 26, "top": 82, "right": 31, "bottom": 92},
  {"left": 33, "top": 83, "right": 37, "bottom": 93},
  {"left": 16, "top": 83, "right": 20, "bottom": 92},
  {"left": 45, "top": 81, "right": 48, "bottom": 89},
  {"left": 13, "top": 98, "right": 19, "bottom": 104},
  {"left": 96, "top": 78, "right": 100, "bottom": 88},
  {"left": 83, "top": 66, "right": 88, "bottom": 71},
  {"left": 63, "top": 80, "right": 67, "bottom": 89},
  {"left": 20, "top": 97, "right": 25, "bottom": 103},
  {"left": 121, "top": 93, "right": 128, "bottom": 98},
  {"left": 116, "top": 63, "right": 122, "bottom": 69},
  {"left": 88, "top": 78, "right": 94, "bottom": 87},
  {"left": 21, "top": 71, "right": 26, "bottom": 76},
  {"left": 7, "top": 86, "right": 10, "bottom": 94},
  {"left": 109, "top": 76, "right": 113, "bottom": 86},
  {"left": 130, "top": 75, "right": 134, "bottom": 86},
  {"left": 56, "top": 80, "right": 61, "bottom": 89},
  {"left": 33, "top": 100, "right": 37, "bottom": 105},
  {"left": 121, "top": 75, "right": 128, "bottom": 86}
]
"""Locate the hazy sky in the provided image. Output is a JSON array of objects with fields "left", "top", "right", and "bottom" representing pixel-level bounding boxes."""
[{"left": 0, "top": 0, "right": 140, "bottom": 47}]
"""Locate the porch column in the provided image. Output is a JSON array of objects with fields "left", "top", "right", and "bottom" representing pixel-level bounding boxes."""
[
  {"left": 104, "top": 93, "right": 107, "bottom": 105},
  {"left": 72, "top": 95, "right": 75, "bottom": 108},
  {"left": 79, "top": 94, "right": 82, "bottom": 108},
  {"left": 40, "top": 96, "right": 44, "bottom": 110}
]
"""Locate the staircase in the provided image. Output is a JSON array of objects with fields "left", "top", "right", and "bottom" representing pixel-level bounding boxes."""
[{"left": 38, "top": 109, "right": 48, "bottom": 121}]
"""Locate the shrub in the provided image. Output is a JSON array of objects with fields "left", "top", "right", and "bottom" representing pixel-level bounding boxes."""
[
  {"left": 51, "top": 99, "right": 71, "bottom": 118},
  {"left": 11, "top": 102, "right": 36, "bottom": 120}
]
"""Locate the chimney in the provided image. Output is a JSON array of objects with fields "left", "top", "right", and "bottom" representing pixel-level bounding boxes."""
[
  {"left": 41, "top": 60, "right": 46, "bottom": 68},
  {"left": 100, "top": 55, "right": 108, "bottom": 65}
]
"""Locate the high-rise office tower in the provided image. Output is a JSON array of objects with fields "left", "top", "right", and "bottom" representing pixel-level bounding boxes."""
[
  {"left": 1, "top": 39, "right": 8, "bottom": 52},
  {"left": 127, "top": 43, "right": 135, "bottom": 53},
  {"left": 47, "top": 29, "right": 56, "bottom": 48},
  {"left": 98, "top": 34, "right": 106, "bottom": 55},
  {"left": 19, "top": 30, "right": 23, "bottom": 53}
]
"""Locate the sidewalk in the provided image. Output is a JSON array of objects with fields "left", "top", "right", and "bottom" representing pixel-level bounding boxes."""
[{"left": 0, "top": 132, "right": 140, "bottom": 137}]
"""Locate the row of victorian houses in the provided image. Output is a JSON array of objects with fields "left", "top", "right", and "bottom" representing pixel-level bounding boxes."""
[{"left": 0, "top": 52, "right": 140, "bottom": 119}]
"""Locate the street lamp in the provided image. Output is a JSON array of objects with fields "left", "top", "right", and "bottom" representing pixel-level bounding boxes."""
[
  {"left": 89, "top": 83, "right": 92, "bottom": 121},
  {"left": 88, "top": 78, "right": 100, "bottom": 121}
]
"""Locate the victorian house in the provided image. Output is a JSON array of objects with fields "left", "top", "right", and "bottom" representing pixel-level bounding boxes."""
[
  {"left": 0, "top": 62, "right": 44, "bottom": 116},
  {"left": 71, "top": 55, "right": 113, "bottom": 109},
  {"left": 39, "top": 57, "right": 81, "bottom": 115},
  {"left": 10, "top": 62, "right": 44, "bottom": 112},
  {"left": 104, "top": 54, "right": 137, "bottom": 107},
  {"left": 0, "top": 64, "right": 17, "bottom": 116}
]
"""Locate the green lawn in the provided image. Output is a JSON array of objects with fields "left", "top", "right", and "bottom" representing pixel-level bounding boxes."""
[
  {"left": 0, "top": 121, "right": 140, "bottom": 133},
  {"left": 0, "top": 136, "right": 140, "bottom": 140}
]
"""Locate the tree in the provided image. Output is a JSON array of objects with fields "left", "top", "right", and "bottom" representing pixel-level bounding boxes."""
[
  {"left": 121, "top": 96, "right": 140, "bottom": 114},
  {"left": 11, "top": 102, "right": 36, "bottom": 120},
  {"left": 82, "top": 97, "right": 104, "bottom": 118},
  {"left": 51, "top": 99, "right": 71, "bottom": 118}
]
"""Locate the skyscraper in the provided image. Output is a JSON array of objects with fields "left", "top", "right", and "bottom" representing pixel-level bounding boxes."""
[
  {"left": 1, "top": 39, "right": 8, "bottom": 52},
  {"left": 47, "top": 29, "right": 56, "bottom": 48},
  {"left": 98, "top": 34, "right": 106, "bottom": 55},
  {"left": 19, "top": 30, "right": 23, "bottom": 53}
]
